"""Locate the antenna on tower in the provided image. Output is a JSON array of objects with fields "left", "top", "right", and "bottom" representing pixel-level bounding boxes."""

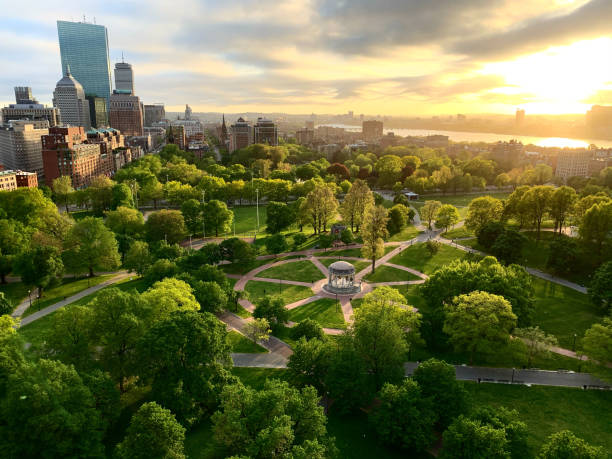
[{"left": 122, "top": 51, "right": 124, "bottom": 63}]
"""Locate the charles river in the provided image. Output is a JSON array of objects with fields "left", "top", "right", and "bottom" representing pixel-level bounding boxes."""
[{"left": 319, "top": 124, "right": 612, "bottom": 149}]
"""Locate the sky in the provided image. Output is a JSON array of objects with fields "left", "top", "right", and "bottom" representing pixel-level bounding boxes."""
[{"left": 2, "top": 0, "right": 612, "bottom": 116}]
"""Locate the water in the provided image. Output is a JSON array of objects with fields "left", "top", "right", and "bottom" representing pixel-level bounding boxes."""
[{"left": 317, "top": 124, "right": 612, "bottom": 148}]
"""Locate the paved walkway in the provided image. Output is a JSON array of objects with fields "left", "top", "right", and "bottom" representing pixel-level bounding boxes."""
[{"left": 16, "top": 271, "right": 132, "bottom": 325}]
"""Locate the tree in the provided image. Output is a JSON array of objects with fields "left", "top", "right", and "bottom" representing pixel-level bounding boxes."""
[
  {"left": 180, "top": 198, "right": 203, "bottom": 234},
  {"left": 219, "top": 237, "right": 256, "bottom": 264},
  {"left": 265, "top": 233, "right": 289, "bottom": 255},
  {"left": 301, "top": 184, "right": 338, "bottom": 234},
  {"left": 211, "top": 380, "right": 335, "bottom": 459},
  {"left": 465, "top": 196, "right": 503, "bottom": 233},
  {"left": 146, "top": 209, "right": 187, "bottom": 244},
  {"left": 436, "top": 204, "right": 460, "bottom": 233},
  {"left": 491, "top": 229, "right": 527, "bottom": 265},
  {"left": 514, "top": 326, "right": 558, "bottom": 367},
  {"left": 444, "top": 291, "right": 517, "bottom": 364},
  {"left": 64, "top": 216, "right": 121, "bottom": 277},
  {"left": 203, "top": 200, "right": 233, "bottom": 237},
  {"left": 0, "top": 219, "right": 27, "bottom": 283},
  {"left": 360, "top": 205, "right": 389, "bottom": 273},
  {"left": 190, "top": 280, "right": 228, "bottom": 314},
  {"left": 266, "top": 201, "right": 294, "bottom": 233},
  {"left": 521, "top": 185, "right": 555, "bottom": 240},
  {"left": 88, "top": 175, "right": 114, "bottom": 215},
  {"left": 140, "top": 278, "right": 200, "bottom": 325},
  {"left": 538, "top": 431, "right": 606, "bottom": 459},
  {"left": 318, "top": 233, "right": 334, "bottom": 250},
  {"left": 14, "top": 245, "right": 63, "bottom": 298},
  {"left": 124, "top": 240, "right": 152, "bottom": 275},
  {"left": 425, "top": 239, "right": 440, "bottom": 256},
  {"left": 287, "top": 336, "right": 332, "bottom": 392},
  {"left": 0, "top": 292, "right": 11, "bottom": 316},
  {"left": 116, "top": 402, "right": 186, "bottom": 459},
  {"left": 52, "top": 175, "right": 74, "bottom": 214},
  {"left": 477, "top": 221, "right": 506, "bottom": 249},
  {"left": 42, "top": 305, "right": 94, "bottom": 370},
  {"left": 420, "top": 200, "right": 442, "bottom": 230},
  {"left": 588, "top": 261, "right": 612, "bottom": 313},
  {"left": 290, "top": 319, "right": 325, "bottom": 341},
  {"left": 105, "top": 206, "right": 145, "bottom": 237},
  {"left": 412, "top": 358, "right": 468, "bottom": 428},
  {"left": 370, "top": 380, "right": 435, "bottom": 451},
  {"left": 144, "top": 259, "right": 178, "bottom": 287},
  {"left": 339, "top": 179, "right": 374, "bottom": 232},
  {"left": 352, "top": 286, "right": 422, "bottom": 390},
  {"left": 243, "top": 318, "right": 271, "bottom": 344},
  {"left": 471, "top": 406, "right": 529, "bottom": 459},
  {"left": 293, "top": 232, "right": 307, "bottom": 248},
  {"left": 137, "top": 310, "right": 234, "bottom": 426},
  {"left": 111, "top": 182, "right": 134, "bottom": 210},
  {"left": 0, "top": 359, "right": 105, "bottom": 458},
  {"left": 340, "top": 228, "right": 354, "bottom": 245},
  {"left": 580, "top": 201, "right": 612, "bottom": 256},
  {"left": 582, "top": 317, "right": 612, "bottom": 365},
  {"left": 550, "top": 186, "right": 577, "bottom": 234},
  {"left": 254, "top": 296, "right": 289, "bottom": 332},
  {"left": 440, "top": 416, "right": 509, "bottom": 459},
  {"left": 387, "top": 204, "right": 409, "bottom": 234},
  {"left": 375, "top": 155, "right": 403, "bottom": 187},
  {"left": 140, "top": 179, "right": 164, "bottom": 209},
  {"left": 546, "top": 237, "right": 580, "bottom": 276},
  {"left": 327, "top": 162, "right": 350, "bottom": 179}
]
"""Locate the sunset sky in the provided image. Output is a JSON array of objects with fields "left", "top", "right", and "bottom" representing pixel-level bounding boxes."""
[{"left": 2, "top": 0, "right": 612, "bottom": 115}]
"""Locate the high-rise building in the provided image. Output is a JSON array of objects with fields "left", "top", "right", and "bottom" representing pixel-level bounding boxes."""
[
  {"left": 362, "top": 120, "right": 383, "bottom": 141},
  {"left": 305, "top": 120, "right": 315, "bottom": 130},
  {"left": 57, "top": 20, "right": 112, "bottom": 104},
  {"left": 14, "top": 87, "right": 35, "bottom": 104},
  {"left": 144, "top": 104, "right": 165, "bottom": 126},
  {"left": 229, "top": 117, "right": 252, "bottom": 152},
  {"left": 185, "top": 104, "right": 192, "bottom": 120},
  {"left": 166, "top": 125, "right": 186, "bottom": 150},
  {"left": 1, "top": 102, "right": 60, "bottom": 127},
  {"left": 114, "top": 62, "right": 134, "bottom": 94},
  {"left": 556, "top": 150, "right": 593, "bottom": 179},
  {"left": 0, "top": 170, "right": 17, "bottom": 191},
  {"left": 0, "top": 120, "right": 50, "bottom": 179},
  {"left": 515, "top": 109, "right": 525, "bottom": 126},
  {"left": 253, "top": 117, "right": 278, "bottom": 145},
  {"left": 296, "top": 128, "right": 314, "bottom": 145},
  {"left": 85, "top": 95, "right": 109, "bottom": 128},
  {"left": 53, "top": 68, "right": 91, "bottom": 128},
  {"left": 109, "top": 92, "right": 143, "bottom": 136}
]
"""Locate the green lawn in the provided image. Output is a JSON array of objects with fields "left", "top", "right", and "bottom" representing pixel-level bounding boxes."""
[
  {"left": 0, "top": 281, "right": 29, "bottom": 307},
  {"left": 227, "top": 330, "right": 267, "bottom": 353},
  {"left": 531, "top": 277, "right": 603, "bottom": 349},
  {"left": 442, "top": 226, "right": 474, "bottom": 239},
  {"left": 21, "top": 274, "right": 115, "bottom": 318},
  {"left": 232, "top": 205, "right": 268, "bottom": 236},
  {"left": 244, "top": 280, "right": 313, "bottom": 306},
  {"left": 288, "top": 298, "right": 346, "bottom": 329},
  {"left": 231, "top": 367, "right": 290, "bottom": 389},
  {"left": 387, "top": 224, "right": 420, "bottom": 242},
  {"left": 352, "top": 284, "right": 427, "bottom": 312},
  {"left": 318, "top": 258, "right": 370, "bottom": 273},
  {"left": 389, "top": 242, "right": 477, "bottom": 275},
  {"left": 257, "top": 260, "right": 325, "bottom": 283},
  {"left": 219, "top": 259, "right": 270, "bottom": 275},
  {"left": 364, "top": 265, "right": 421, "bottom": 283},
  {"left": 464, "top": 382, "right": 612, "bottom": 454},
  {"left": 322, "top": 245, "right": 395, "bottom": 259}
]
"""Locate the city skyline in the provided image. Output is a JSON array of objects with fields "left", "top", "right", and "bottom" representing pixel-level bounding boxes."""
[{"left": 2, "top": 0, "right": 612, "bottom": 115}]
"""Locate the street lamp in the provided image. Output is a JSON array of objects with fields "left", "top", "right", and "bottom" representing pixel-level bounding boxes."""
[
  {"left": 573, "top": 333, "right": 577, "bottom": 352},
  {"left": 279, "top": 278, "right": 282, "bottom": 294},
  {"left": 511, "top": 368, "right": 515, "bottom": 384},
  {"left": 202, "top": 190, "right": 206, "bottom": 239},
  {"left": 256, "top": 188, "right": 260, "bottom": 233},
  {"left": 28, "top": 290, "right": 31, "bottom": 309}
]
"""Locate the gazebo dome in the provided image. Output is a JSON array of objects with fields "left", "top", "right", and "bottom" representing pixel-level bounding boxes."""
[
  {"left": 324, "top": 260, "right": 361, "bottom": 295},
  {"left": 328, "top": 261, "right": 355, "bottom": 274}
]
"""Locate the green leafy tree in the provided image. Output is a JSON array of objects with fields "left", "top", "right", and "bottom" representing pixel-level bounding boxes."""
[
  {"left": 520, "top": 185, "right": 555, "bottom": 240},
  {"left": 588, "top": 261, "right": 612, "bottom": 313},
  {"left": 550, "top": 186, "right": 577, "bottom": 234},
  {"left": 420, "top": 200, "right": 442, "bottom": 230},
  {"left": 546, "top": 237, "right": 581, "bottom": 276},
  {"left": 141, "top": 278, "right": 200, "bottom": 325},
  {"left": 318, "top": 233, "right": 334, "bottom": 250},
  {"left": 425, "top": 239, "right": 441, "bottom": 256},
  {"left": 301, "top": 184, "right": 339, "bottom": 234},
  {"left": 111, "top": 182, "right": 134, "bottom": 210},
  {"left": 137, "top": 310, "right": 234, "bottom": 426},
  {"left": 514, "top": 326, "right": 558, "bottom": 367},
  {"left": 471, "top": 406, "right": 529, "bottom": 459},
  {"left": 243, "top": 318, "right": 271, "bottom": 344},
  {"left": 211, "top": 380, "right": 335, "bottom": 459},
  {"left": 88, "top": 175, "right": 114, "bottom": 215},
  {"left": 412, "top": 358, "right": 469, "bottom": 428},
  {"left": 0, "top": 316, "right": 24, "bottom": 398},
  {"left": 0, "top": 359, "right": 105, "bottom": 458},
  {"left": 290, "top": 319, "right": 325, "bottom": 341},
  {"left": 436, "top": 204, "right": 460, "bottom": 233},
  {"left": 116, "top": 402, "right": 186, "bottom": 459},
  {"left": 360, "top": 205, "right": 389, "bottom": 273},
  {"left": 538, "top": 430, "right": 606, "bottom": 459},
  {"left": 265, "top": 233, "right": 289, "bottom": 255},
  {"left": 370, "top": 379, "right": 436, "bottom": 451},
  {"left": 180, "top": 198, "right": 203, "bottom": 234},
  {"left": 124, "top": 240, "right": 152, "bottom": 275},
  {"left": 0, "top": 292, "right": 11, "bottom": 316},
  {"left": 387, "top": 204, "right": 409, "bottom": 234},
  {"left": 14, "top": 245, "right": 64, "bottom": 298},
  {"left": 266, "top": 201, "right": 294, "bottom": 233},
  {"left": 340, "top": 228, "right": 354, "bottom": 245},
  {"left": 465, "top": 196, "right": 503, "bottom": 233},
  {"left": 105, "top": 206, "right": 145, "bottom": 237},
  {"left": 219, "top": 237, "right": 257, "bottom": 264},
  {"left": 581, "top": 317, "right": 612, "bottom": 365},
  {"left": 287, "top": 336, "right": 333, "bottom": 392},
  {"left": 580, "top": 201, "right": 612, "bottom": 256},
  {"left": 145, "top": 209, "right": 187, "bottom": 244},
  {"left": 254, "top": 296, "right": 289, "bottom": 332},
  {"left": 293, "top": 232, "right": 308, "bottom": 248},
  {"left": 190, "top": 280, "right": 228, "bottom": 314},
  {"left": 477, "top": 221, "right": 506, "bottom": 249},
  {"left": 42, "top": 305, "right": 94, "bottom": 370},
  {"left": 64, "top": 216, "right": 121, "bottom": 277},
  {"left": 440, "top": 416, "right": 509, "bottom": 459},
  {"left": 0, "top": 219, "right": 26, "bottom": 284},
  {"left": 339, "top": 179, "right": 374, "bottom": 232},
  {"left": 52, "top": 175, "right": 74, "bottom": 214},
  {"left": 203, "top": 199, "right": 233, "bottom": 237},
  {"left": 143, "top": 259, "right": 178, "bottom": 287},
  {"left": 444, "top": 291, "right": 517, "bottom": 364},
  {"left": 491, "top": 229, "right": 527, "bottom": 265}
]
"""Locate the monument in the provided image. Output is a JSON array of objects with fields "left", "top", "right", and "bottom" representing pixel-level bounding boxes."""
[{"left": 323, "top": 260, "right": 361, "bottom": 294}]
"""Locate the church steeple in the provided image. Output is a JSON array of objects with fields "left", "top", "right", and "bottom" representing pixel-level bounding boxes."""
[{"left": 221, "top": 114, "right": 228, "bottom": 144}]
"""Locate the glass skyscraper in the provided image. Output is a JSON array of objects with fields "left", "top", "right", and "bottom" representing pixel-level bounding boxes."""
[{"left": 57, "top": 20, "right": 112, "bottom": 105}]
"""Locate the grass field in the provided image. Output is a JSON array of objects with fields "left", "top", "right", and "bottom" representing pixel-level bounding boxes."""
[
  {"left": 317, "top": 258, "right": 370, "bottom": 273},
  {"left": 288, "top": 298, "right": 346, "bottom": 329},
  {"left": 227, "top": 330, "right": 267, "bottom": 353},
  {"left": 322, "top": 245, "right": 395, "bottom": 259},
  {"left": 21, "top": 274, "right": 115, "bottom": 318},
  {"left": 257, "top": 260, "right": 325, "bottom": 283},
  {"left": 442, "top": 226, "right": 474, "bottom": 239},
  {"left": 243, "top": 280, "right": 313, "bottom": 306},
  {"left": 232, "top": 205, "right": 268, "bottom": 236},
  {"left": 364, "top": 265, "right": 421, "bottom": 283},
  {"left": 219, "top": 259, "right": 270, "bottom": 275},
  {"left": 389, "top": 242, "right": 478, "bottom": 275},
  {"left": 387, "top": 224, "right": 420, "bottom": 242}
]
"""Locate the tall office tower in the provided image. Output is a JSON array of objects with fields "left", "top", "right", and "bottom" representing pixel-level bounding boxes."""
[
  {"left": 109, "top": 92, "right": 143, "bottom": 136},
  {"left": 253, "top": 117, "right": 278, "bottom": 146},
  {"left": 362, "top": 120, "right": 383, "bottom": 141},
  {"left": 85, "top": 94, "right": 109, "bottom": 128},
  {"left": 144, "top": 104, "right": 165, "bottom": 126},
  {"left": 229, "top": 117, "right": 253, "bottom": 152},
  {"left": 2, "top": 99, "right": 60, "bottom": 127},
  {"left": 57, "top": 20, "right": 112, "bottom": 104},
  {"left": 185, "top": 104, "right": 192, "bottom": 120},
  {"left": 515, "top": 109, "right": 525, "bottom": 126},
  {"left": 53, "top": 68, "right": 91, "bottom": 128},
  {"left": 114, "top": 61, "right": 134, "bottom": 94},
  {"left": 14, "top": 87, "right": 36, "bottom": 104},
  {"left": 0, "top": 120, "right": 50, "bottom": 179}
]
